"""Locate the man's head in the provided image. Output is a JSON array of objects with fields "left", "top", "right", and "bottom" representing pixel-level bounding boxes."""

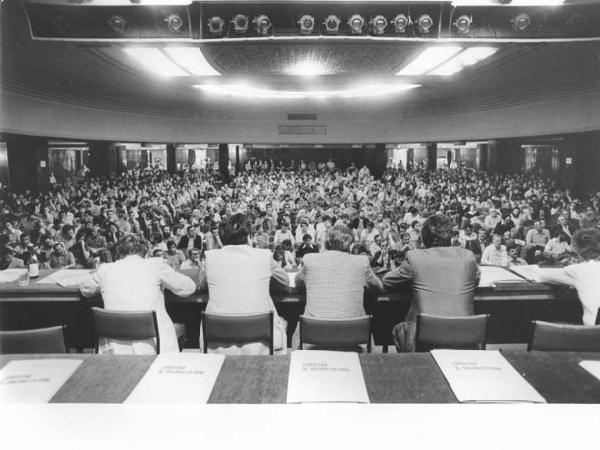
[
  {"left": 492, "top": 234, "right": 502, "bottom": 249},
  {"left": 572, "top": 228, "right": 600, "bottom": 261},
  {"left": 53, "top": 242, "right": 66, "bottom": 255},
  {"left": 189, "top": 248, "right": 202, "bottom": 262},
  {"left": 326, "top": 225, "right": 354, "bottom": 253},
  {"left": 116, "top": 235, "right": 149, "bottom": 259},
  {"left": 420, "top": 214, "right": 453, "bottom": 249},
  {"left": 166, "top": 240, "right": 177, "bottom": 253},
  {"left": 220, "top": 213, "right": 252, "bottom": 246}
]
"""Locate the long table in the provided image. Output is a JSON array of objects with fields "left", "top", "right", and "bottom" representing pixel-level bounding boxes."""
[
  {"left": 0, "top": 269, "right": 581, "bottom": 351},
  {"left": 1, "top": 351, "right": 599, "bottom": 403}
]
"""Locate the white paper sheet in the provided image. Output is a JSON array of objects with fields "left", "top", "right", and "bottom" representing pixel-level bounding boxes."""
[
  {"left": 478, "top": 266, "right": 525, "bottom": 287},
  {"left": 287, "top": 271, "right": 297, "bottom": 288},
  {"left": 45, "top": 269, "right": 94, "bottom": 287},
  {"left": 0, "top": 268, "right": 28, "bottom": 283},
  {"left": 579, "top": 361, "right": 600, "bottom": 382},
  {"left": 431, "top": 350, "right": 546, "bottom": 403},
  {"left": 286, "top": 350, "right": 369, "bottom": 404},
  {"left": 509, "top": 264, "right": 541, "bottom": 282},
  {"left": 125, "top": 353, "right": 225, "bottom": 404},
  {"left": 0, "top": 359, "right": 83, "bottom": 403}
]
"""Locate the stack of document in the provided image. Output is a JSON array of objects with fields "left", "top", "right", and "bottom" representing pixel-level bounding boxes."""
[
  {"left": 42, "top": 269, "right": 94, "bottom": 287},
  {"left": 0, "top": 359, "right": 83, "bottom": 403},
  {"left": 0, "top": 268, "right": 28, "bottom": 283},
  {"left": 286, "top": 350, "right": 369, "bottom": 403},
  {"left": 479, "top": 266, "right": 525, "bottom": 287},
  {"left": 432, "top": 350, "right": 546, "bottom": 403}
]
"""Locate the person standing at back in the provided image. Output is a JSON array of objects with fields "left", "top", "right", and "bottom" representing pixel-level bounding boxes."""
[{"left": 383, "top": 214, "right": 480, "bottom": 352}]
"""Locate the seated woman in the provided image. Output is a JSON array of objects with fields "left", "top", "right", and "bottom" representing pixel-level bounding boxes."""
[
  {"left": 198, "top": 213, "right": 289, "bottom": 355},
  {"left": 539, "top": 228, "right": 600, "bottom": 325}
]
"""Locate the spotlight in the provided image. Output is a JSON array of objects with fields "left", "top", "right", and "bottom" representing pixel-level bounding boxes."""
[
  {"left": 323, "top": 15, "right": 341, "bottom": 35},
  {"left": 298, "top": 15, "right": 315, "bottom": 35},
  {"left": 512, "top": 13, "right": 531, "bottom": 32},
  {"left": 566, "top": 13, "right": 587, "bottom": 33},
  {"left": 254, "top": 14, "right": 272, "bottom": 36},
  {"left": 107, "top": 15, "right": 127, "bottom": 34},
  {"left": 231, "top": 14, "right": 249, "bottom": 34},
  {"left": 370, "top": 15, "right": 388, "bottom": 35},
  {"left": 348, "top": 14, "right": 365, "bottom": 35},
  {"left": 417, "top": 14, "right": 433, "bottom": 34},
  {"left": 165, "top": 14, "right": 183, "bottom": 32},
  {"left": 454, "top": 15, "right": 472, "bottom": 34},
  {"left": 207, "top": 16, "right": 224, "bottom": 36},
  {"left": 393, "top": 14, "right": 409, "bottom": 33}
]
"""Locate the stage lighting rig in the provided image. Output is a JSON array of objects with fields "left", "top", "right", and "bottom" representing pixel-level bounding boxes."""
[
  {"left": 165, "top": 14, "right": 183, "bottom": 32},
  {"left": 254, "top": 15, "right": 272, "bottom": 36},
  {"left": 417, "top": 14, "right": 433, "bottom": 34},
  {"left": 370, "top": 15, "right": 388, "bottom": 35},
  {"left": 231, "top": 14, "right": 249, "bottom": 34},
  {"left": 323, "top": 15, "right": 341, "bottom": 34},
  {"left": 107, "top": 15, "right": 127, "bottom": 34},
  {"left": 348, "top": 14, "right": 365, "bottom": 35},
  {"left": 207, "top": 16, "right": 224, "bottom": 36},
  {"left": 454, "top": 15, "right": 472, "bottom": 34},
  {"left": 298, "top": 15, "right": 315, "bottom": 35},
  {"left": 393, "top": 14, "right": 409, "bottom": 33}
]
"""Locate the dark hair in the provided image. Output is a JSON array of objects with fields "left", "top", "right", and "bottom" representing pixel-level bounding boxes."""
[
  {"left": 220, "top": 213, "right": 252, "bottom": 246},
  {"left": 326, "top": 225, "right": 354, "bottom": 252},
  {"left": 116, "top": 234, "right": 149, "bottom": 259},
  {"left": 421, "top": 214, "right": 453, "bottom": 248},
  {"left": 572, "top": 228, "right": 600, "bottom": 261}
]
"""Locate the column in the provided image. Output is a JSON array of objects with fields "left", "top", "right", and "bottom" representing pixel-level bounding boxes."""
[
  {"left": 5, "top": 134, "right": 49, "bottom": 192},
  {"left": 88, "top": 141, "right": 118, "bottom": 178},
  {"left": 235, "top": 145, "right": 240, "bottom": 175},
  {"left": 477, "top": 143, "right": 488, "bottom": 171},
  {"left": 166, "top": 143, "right": 177, "bottom": 173},
  {"left": 218, "top": 143, "right": 230, "bottom": 182},
  {"left": 364, "top": 144, "right": 387, "bottom": 178},
  {"left": 426, "top": 143, "right": 437, "bottom": 171}
]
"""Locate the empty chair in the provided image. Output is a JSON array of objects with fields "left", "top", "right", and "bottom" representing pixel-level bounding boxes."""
[
  {"left": 0, "top": 326, "right": 68, "bottom": 354},
  {"left": 92, "top": 307, "right": 160, "bottom": 354},
  {"left": 528, "top": 320, "right": 600, "bottom": 351},
  {"left": 201, "top": 311, "right": 274, "bottom": 355},
  {"left": 299, "top": 315, "right": 372, "bottom": 352},
  {"left": 415, "top": 313, "right": 490, "bottom": 352}
]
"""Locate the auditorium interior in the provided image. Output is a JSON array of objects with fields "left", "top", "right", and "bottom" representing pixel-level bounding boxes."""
[{"left": 1, "top": 0, "right": 600, "bottom": 444}]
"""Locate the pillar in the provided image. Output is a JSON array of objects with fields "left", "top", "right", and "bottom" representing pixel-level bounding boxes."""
[
  {"left": 496, "top": 139, "right": 523, "bottom": 174},
  {"left": 454, "top": 148, "right": 461, "bottom": 166},
  {"left": 426, "top": 143, "right": 437, "bottom": 171},
  {"left": 5, "top": 134, "right": 49, "bottom": 192},
  {"left": 218, "top": 143, "right": 230, "bottom": 182},
  {"left": 477, "top": 143, "right": 488, "bottom": 171},
  {"left": 235, "top": 145, "right": 240, "bottom": 175},
  {"left": 364, "top": 144, "right": 387, "bottom": 178},
  {"left": 487, "top": 140, "right": 499, "bottom": 171},
  {"left": 166, "top": 143, "right": 177, "bottom": 173},
  {"left": 88, "top": 141, "right": 118, "bottom": 178}
]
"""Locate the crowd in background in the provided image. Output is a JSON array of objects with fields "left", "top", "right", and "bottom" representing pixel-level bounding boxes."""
[{"left": 1, "top": 158, "right": 599, "bottom": 272}]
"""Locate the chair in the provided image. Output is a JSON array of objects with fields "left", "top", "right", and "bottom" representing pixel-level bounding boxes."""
[
  {"left": 0, "top": 326, "right": 68, "bottom": 354},
  {"left": 174, "top": 322, "right": 186, "bottom": 351},
  {"left": 528, "top": 320, "right": 600, "bottom": 351},
  {"left": 201, "top": 311, "right": 274, "bottom": 354},
  {"left": 91, "top": 307, "right": 160, "bottom": 354},
  {"left": 595, "top": 308, "right": 600, "bottom": 325},
  {"left": 415, "top": 313, "right": 489, "bottom": 352},
  {"left": 299, "top": 315, "right": 373, "bottom": 353}
]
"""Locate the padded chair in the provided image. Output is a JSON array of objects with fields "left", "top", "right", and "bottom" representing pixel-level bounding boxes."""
[
  {"left": 299, "top": 315, "right": 373, "bottom": 353},
  {"left": 92, "top": 307, "right": 160, "bottom": 354},
  {"left": 528, "top": 320, "right": 600, "bottom": 351},
  {"left": 415, "top": 313, "right": 490, "bottom": 352},
  {"left": 201, "top": 311, "right": 274, "bottom": 355},
  {"left": 0, "top": 326, "right": 68, "bottom": 354}
]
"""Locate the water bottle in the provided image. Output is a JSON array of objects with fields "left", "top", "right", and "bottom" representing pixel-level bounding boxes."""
[{"left": 28, "top": 252, "right": 39, "bottom": 279}]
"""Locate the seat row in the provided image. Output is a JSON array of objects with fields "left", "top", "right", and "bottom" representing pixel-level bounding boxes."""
[{"left": 2, "top": 308, "right": 600, "bottom": 354}]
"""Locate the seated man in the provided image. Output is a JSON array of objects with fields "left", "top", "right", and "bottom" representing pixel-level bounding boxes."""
[
  {"left": 163, "top": 239, "right": 186, "bottom": 269},
  {"left": 481, "top": 233, "right": 509, "bottom": 267},
  {"left": 49, "top": 242, "right": 76, "bottom": 269},
  {"left": 180, "top": 247, "right": 203, "bottom": 270},
  {"left": 295, "top": 233, "right": 319, "bottom": 264},
  {"left": 383, "top": 214, "right": 480, "bottom": 352}
]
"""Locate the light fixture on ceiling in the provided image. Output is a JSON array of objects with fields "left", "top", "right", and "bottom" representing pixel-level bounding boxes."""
[
  {"left": 323, "top": 15, "right": 341, "bottom": 34},
  {"left": 123, "top": 47, "right": 189, "bottom": 77},
  {"left": 231, "top": 14, "right": 249, "bottom": 34},
  {"left": 107, "top": 15, "right": 127, "bottom": 34},
  {"left": 370, "top": 15, "right": 388, "bottom": 35},
  {"left": 194, "top": 82, "right": 420, "bottom": 100},
  {"left": 417, "top": 14, "right": 434, "bottom": 33},
  {"left": 165, "top": 14, "right": 184, "bottom": 33},
  {"left": 512, "top": 13, "right": 531, "bottom": 31},
  {"left": 207, "top": 16, "right": 224, "bottom": 36},
  {"left": 566, "top": 13, "right": 587, "bottom": 33},
  {"left": 393, "top": 14, "right": 409, "bottom": 33},
  {"left": 454, "top": 15, "right": 472, "bottom": 34},
  {"left": 396, "top": 46, "right": 462, "bottom": 76},
  {"left": 298, "top": 15, "right": 315, "bottom": 35},
  {"left": 429, "top": 46, "right": 498, "bottom": 76},
  {"left": 286, "top": 59, "right": 330, "bottom": 77},
  {"left": 348, "top": 14, "right": 365, "bottom": 34},
  {"left": 254, "top": 15, "right": 272, "bottom": 36},
  {"left": 163, "top": 47, "right": 221, "bottom": 76},
  {"left": 452, "top": 0, "right": 564, "bottom": 4}
]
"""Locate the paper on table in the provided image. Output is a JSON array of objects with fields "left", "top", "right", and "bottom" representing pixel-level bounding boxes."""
[
  {"left": 0, "top": 268, "right": 28, "bottom": 283},
  {"left": 0, "top": 359, "right": 83, "bottom": 403},
  {"left": 479, "top": 266, "right": 525, "bottom": 287},
  {"left": 431, "top": 350, "right": 546, "bottom": 403},
  {"left": 125, "top": 353, "right": 225, "bottom": 404},
  {"left": 287, "top": 271, "right": 297, "bottom": 288},
  {"left": 579, "top": 361, "right": 600, "bottom": 382},
  {"left": 509, "top": 264, "right": 541, "bottom": 282},
  {"left": 46, "top": 269, "right": 94, "bottom": 287},
  {"left": 286, "top": 350, "right": 369, "bottom": 404}
]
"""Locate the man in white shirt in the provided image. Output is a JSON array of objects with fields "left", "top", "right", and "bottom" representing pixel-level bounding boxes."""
[{"left": 481, "top": 233, "right": 509, "bottom": 266}]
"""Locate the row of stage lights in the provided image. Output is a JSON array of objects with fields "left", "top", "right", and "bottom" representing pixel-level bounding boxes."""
[{"left": 107, "top": 13, "right": 185, "bottom": 33}]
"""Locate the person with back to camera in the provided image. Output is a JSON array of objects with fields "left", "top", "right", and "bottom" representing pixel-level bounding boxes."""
[
  {"left": 80, "top": 234, "right": 196, "bottom": 354},
  {"left": 383, "top": 214, "right": 480, "bottom": 352},
  {"left": 198, "top": 213, "right": 289, "bottom": 354}
]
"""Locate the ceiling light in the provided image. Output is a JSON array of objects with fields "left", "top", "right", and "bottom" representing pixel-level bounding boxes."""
[
  {"left": 163, "top": 47, "right": 221, "bottom": 76},
  {"left": 393, "top": 14, "right": 409, "bottom": 33},
  {"left": 298, "top": 15, "right": 315, "bottom": 35},
  {"left": 254, "top": 15, "right": 272, "bottom": 36},
  {"left": 417, "top": 15, "right": 434, "bottom": 34},
  {"left": 287, "top": 60, "right": 330, "bottom": 77},
  {"left": 452, "top": 0, "right": 564, "bottom": 4},
  {"left": 194, "top": 82, "right": 420, "bottom": 100},
  {"left": 124, "top": 47, "right": 189, "bottom": 77},
  {"left": 207, "top": 16, "right": 224, "bottom": 36},
  {"left": 429, "top": 46, "right": 498, "bottom": 76},
  {"left": 231, "top": 14, "right": 249, "bottom": 34},
  {"left": 370, "top": 15, "right": 388, "bottom": 35},
  {"left": 324, "top": 15, "right": 341, "bottom": 34},
  {"left": 512, "top": 13, "right": 531, "bottom": 31},
  {"left": 107, "top": 15, "right": 127, "bottom": 34},
  {"left": 165, "top": 14, "right": 184, "bottom": 33},
  {"left": 454, "top": 15, "right": 472, "bottom": 34},
  {"left": 348, "top": 14, "right": 365, "bottom": 34},
  {"left": 396, "top": 46, "right": 462, "bottom": 76}
]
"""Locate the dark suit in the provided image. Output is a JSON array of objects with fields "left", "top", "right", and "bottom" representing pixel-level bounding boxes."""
[
  {"left": 177, "top": 235, "right": 203, "bottom": 251},
  {"left": 383, "top": 246, "right": 480, "bottom": 351}
]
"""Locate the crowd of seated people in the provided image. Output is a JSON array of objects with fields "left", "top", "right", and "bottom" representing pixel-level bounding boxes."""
[{"left": 0, "top": 160, "right": 599, "bottom": 275}]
